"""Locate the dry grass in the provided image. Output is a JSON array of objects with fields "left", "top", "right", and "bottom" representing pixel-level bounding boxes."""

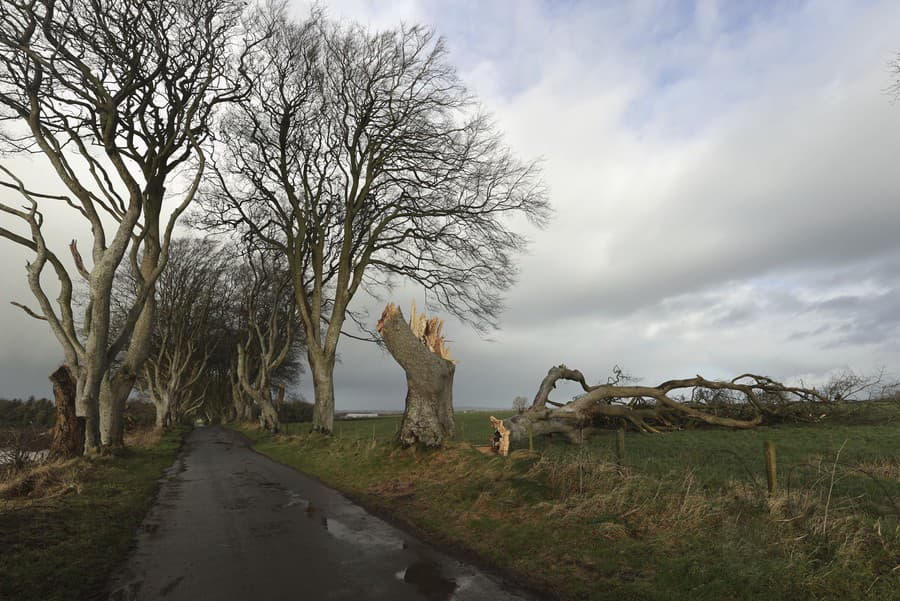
[
  {"left": 124, "top": 426, "right": 163, "bottom": 448},
  {"left": 1, "top": 426, "right": 164, "bottom": 505},
  {"left": 0, "top": 459, "right": 86, "bottom": 502}
]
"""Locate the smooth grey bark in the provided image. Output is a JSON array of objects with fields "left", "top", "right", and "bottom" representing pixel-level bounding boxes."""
[
  {"left": 309, "top": 352, "right": 337, "bottom": 434},
  {"left": 153, "top": 393, "right": 172, "bottom": 430},
  {"left": 101, "top": 237, "right": 160, "bottom": 448}
]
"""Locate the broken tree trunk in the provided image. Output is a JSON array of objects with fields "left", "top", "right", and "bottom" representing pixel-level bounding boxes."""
[
  {"left": 48, "top": 365, "right": 85, "bottom": 459},
  {"left": 502, "top": 365, "right": 831, "bottom": 446},
  {"left": 489, "top": 416, "right": 510, "bottom": 456},
  {"left": 377, "top": 302, "right": 455, "bottom": 447}
]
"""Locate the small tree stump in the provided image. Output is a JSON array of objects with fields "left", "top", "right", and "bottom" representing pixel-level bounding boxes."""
[{"left": 489, "top": 416, "right": 510, "bottom": 456}]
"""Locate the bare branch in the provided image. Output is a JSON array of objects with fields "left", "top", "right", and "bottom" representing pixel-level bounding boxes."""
[
  {"left": 68, "top": 240, "right": 90, "bottom": 281},
  {"left": 11, "top": 301, "right": 48, "bottom": 321}
]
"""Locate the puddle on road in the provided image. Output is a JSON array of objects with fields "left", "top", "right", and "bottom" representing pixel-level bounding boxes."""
[
  {"left": 324, "top": 516, "right": 404, "bottom": 549},
  {"left": 281, "top": 490, "right": 307, "bottom": 508},
  {"left": 295, "top": 497, "right": 405, "bottom": 550},
  {"left": 395, "top": 561, "right": 458, "bottom": 601},
  {"left": 288, "top": 492, "right": 458, "bottom": 599}
]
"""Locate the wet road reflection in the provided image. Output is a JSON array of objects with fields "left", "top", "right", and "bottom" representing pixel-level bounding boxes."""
[{"left": 106, "top": 427, "right": 539, "bottom": 601}]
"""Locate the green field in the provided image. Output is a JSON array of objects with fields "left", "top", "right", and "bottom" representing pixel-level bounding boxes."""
[
  {"left": 281, "top": 410, "right": 517, "bottom": 445},
  {"left": 247, "top": 404, "right": 900, "bottom": 600}
]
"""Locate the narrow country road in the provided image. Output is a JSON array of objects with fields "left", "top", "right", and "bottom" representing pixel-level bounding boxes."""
[{"left": 107, "top": 426, "right": 539, "bottom": 601}]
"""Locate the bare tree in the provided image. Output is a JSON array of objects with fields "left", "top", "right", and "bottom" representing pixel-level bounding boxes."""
[
  {"left": 820, "top": 368, "right": 893, "bottom": 402},
  {"left": 233, "top": 245, "right": 299, "bottom": 433},
  {"left": 137, "top": 239, "right": 228, "bottom": 429},
  {"left": 888, "top": 52, "right": 900, "bottom": 101},
  {"left": 0, "top": 0, "right": 250, "bottom": 451},
  {"left": 513, "top": 396, "right": 528, "bottom": 414},
  {"left": 200, "top": 7, "right": 550, "bottom": 434}
]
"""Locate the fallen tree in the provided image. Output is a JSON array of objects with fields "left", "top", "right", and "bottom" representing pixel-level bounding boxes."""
[{"left": 502, "top": 365, "right": 832, "bottom": 446}]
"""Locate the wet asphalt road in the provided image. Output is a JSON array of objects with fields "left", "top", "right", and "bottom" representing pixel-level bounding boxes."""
[{"left": 107, "top": 426, "right": 538, "bottom": 601}]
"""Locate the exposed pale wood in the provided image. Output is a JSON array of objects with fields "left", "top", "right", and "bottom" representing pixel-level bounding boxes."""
[{"left": 490, "top": 416, "right": 510, "bottom": 456}]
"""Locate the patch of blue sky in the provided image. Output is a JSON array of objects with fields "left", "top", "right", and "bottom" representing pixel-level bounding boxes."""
[{"left": 617, "top": 0, "right": 866, "bottom": 136}]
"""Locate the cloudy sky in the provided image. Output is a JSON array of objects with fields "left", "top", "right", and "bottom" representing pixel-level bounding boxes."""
[{"left": 3, "top": 0, "right": 900, "bottom": 410}]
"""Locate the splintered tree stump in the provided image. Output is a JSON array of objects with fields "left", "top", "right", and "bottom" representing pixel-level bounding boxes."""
[
  {"left": 377, "top": 302, "right": 456, "bottom": 447},
  {"left": 489, "top": 416, "right": 510, "bottom": 456},
  {"left": 48, "top": 365, "right": 85, "bottom": 459}
]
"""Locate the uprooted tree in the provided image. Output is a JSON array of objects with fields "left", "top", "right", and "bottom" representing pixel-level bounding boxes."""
[
  {"left": 378, "top": 303, "right": 456, "bottom": 447},
  {"left": 502, "top": 365, "right": 835, "bottom": 447}
]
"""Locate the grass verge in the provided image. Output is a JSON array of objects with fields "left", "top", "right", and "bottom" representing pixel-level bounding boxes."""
[
  {"left": 0, "top": 427, "right": 187, "bottom": 601},
  {"left": 241, "top": 408, "right": 899, "bottom": 600}
]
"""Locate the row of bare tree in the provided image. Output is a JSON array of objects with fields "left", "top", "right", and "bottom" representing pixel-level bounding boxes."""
[
  {"left": 0, "top": 0, "right": 548, "bottom": 452},
  {"left": 116, "top": 238, "right": 302, "bottom": 433}
]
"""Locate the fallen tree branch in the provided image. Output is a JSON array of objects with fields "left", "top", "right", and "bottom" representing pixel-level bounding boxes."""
[{"left": 503, "top": 365, "right": 833, "bottom": 445}]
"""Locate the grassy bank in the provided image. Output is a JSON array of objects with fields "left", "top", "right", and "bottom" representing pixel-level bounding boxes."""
[
  {"left": 0, "top": 427, "right": 187, "bottom": 601},
  {"left": 243, "top": 407, "right": 899, "bottom": 600}
]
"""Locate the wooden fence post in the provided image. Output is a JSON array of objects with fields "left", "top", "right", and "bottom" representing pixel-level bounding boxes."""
[
  {"left": 616, "top": 428, "right": 626, "bottom": 468},
  {"left": 764, "top": 441, "right": 777, "bottom": 495}
]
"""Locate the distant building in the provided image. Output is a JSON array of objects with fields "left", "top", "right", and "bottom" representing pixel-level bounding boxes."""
[{"left": 343, "top": 413, "right": 380, "bottom": 419}]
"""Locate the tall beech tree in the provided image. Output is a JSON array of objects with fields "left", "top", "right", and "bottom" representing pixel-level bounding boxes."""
[
  {"left": 0, "top": 0, "right": 252, "bottom": 451},
  {"left": 202, "top": 8, "right": 550, "bottom": 434},
  {"left": 113, "top": 237, "right": 302, "bottom": 430}
]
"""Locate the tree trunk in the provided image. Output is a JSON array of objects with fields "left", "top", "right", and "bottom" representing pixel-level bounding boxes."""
[
  {"left": 48, "top": 365, "right": 84, "bottom": 459},
  {"left": 258, "top": 395, "right": 280, "bottom": 433},
  {"left": 258, "top": 383, "right": 285, "bottom": 433},
  {"left": 75, "top": 367, "right": 102, "bottom": 454},
  {"left": 377, "top": 303, "right": 455, "bottom": 447},
  {"left": 310, "top": 357, "right": 335, "bottom": 434},
  {"left": 153, "top": 394, "right": 171, "bottom": 430},
  {"left": 232, "top": 385, "right": 252, "bottom": 422},
  {"left": 99, "top": 235, "right": 160, "bottom": 448},
  {"left": 99, "top": 376, "right": 130, "bottom": 450}
]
